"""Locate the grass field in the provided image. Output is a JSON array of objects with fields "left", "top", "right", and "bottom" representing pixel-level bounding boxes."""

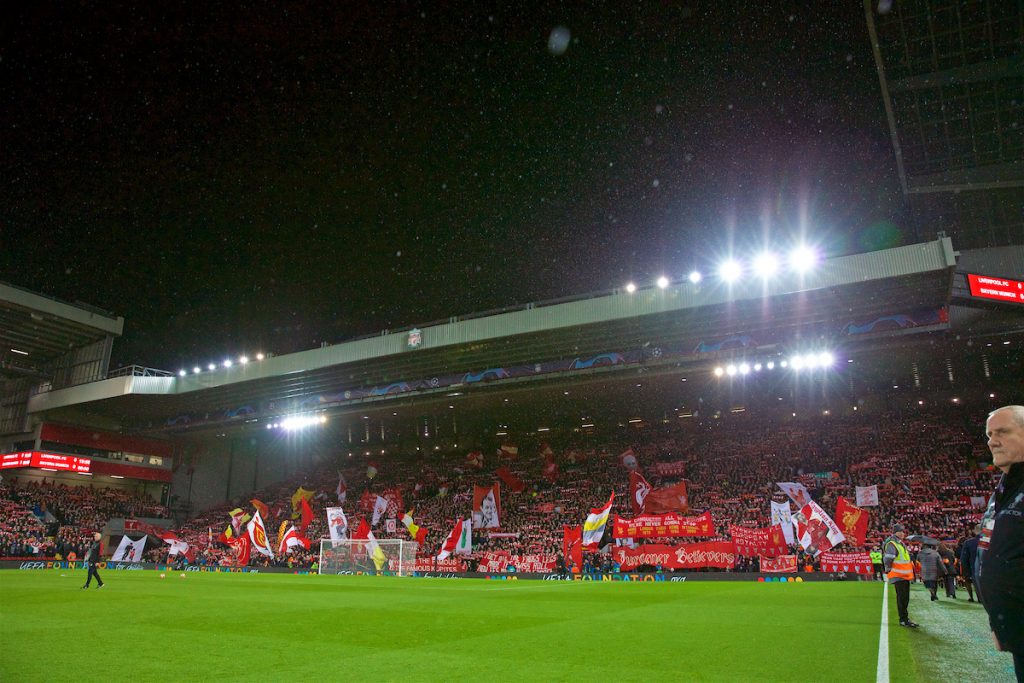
[{"left": 0, "top": 571, "right": 1013, "bottom": 682}]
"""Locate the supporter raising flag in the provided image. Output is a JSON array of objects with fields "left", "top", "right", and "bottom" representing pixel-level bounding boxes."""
[
  {"left": 472, "top": 484, "right": 501, "bottom": 529},
  {"left": 855, "top": 485, "right": 879, "bottom": 507},
  {"left": 278, "top": 525, "right": 311, "bottom": 554},
  {"left": 582, "top": 493, "right": 615, "bottom": 549},
  {"left": 835, "top": 497, "right": 869, "bottom": 546},
  {"left": 247, "top": 510, "right": 274, "bottom": 558},
  {"left": 400, "top": 509, "right": 428, "bottom": 544},
  {"left": 438, "top": 518, "right": 472, "bottom": 560}
]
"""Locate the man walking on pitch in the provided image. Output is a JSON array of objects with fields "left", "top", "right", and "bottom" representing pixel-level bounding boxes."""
[
  {"left": 978, "top": 405, "right": 1024, "bottom": 681},
  {"left": 82, "top": 532, "right": 104, "bottom": 589},
  {"left": 883, "top": 523, "right": 917, "bottom": 627}
]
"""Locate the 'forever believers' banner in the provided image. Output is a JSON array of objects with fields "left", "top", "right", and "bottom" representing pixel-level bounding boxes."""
[
  {"left": 820, "top": 551, "right": 873, "bottom": 575},
  {"left": 612, "top": 541, "right": 736, "bottom": 570},
  {"left": 728, "top": 524, "right": 789, "bottom": 558},
  {"left": 613, "top": 511, "right": 714, "bottom": 539}
]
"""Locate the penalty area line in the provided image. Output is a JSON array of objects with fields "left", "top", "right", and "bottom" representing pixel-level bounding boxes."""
[{"left": 876, "top": 581, "right": 889, "bottom": 683}]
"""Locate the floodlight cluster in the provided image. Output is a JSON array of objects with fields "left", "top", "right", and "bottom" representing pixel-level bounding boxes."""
[
  {"left": 714, "top": 351, "right": 834, "bottom": 378},
  {"left": 179, "top": 352, "right": 265, "bottom": 376},
  {"left": 624, "top": 245, "right": 820, "bottom": 291},
  {"left": 265, "top": 414, "right": 328, "bottom": 431}
]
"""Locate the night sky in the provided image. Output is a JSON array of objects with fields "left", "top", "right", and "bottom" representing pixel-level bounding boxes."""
[{"left": 2, "top": 2, "right": 909, "bottom": 371}]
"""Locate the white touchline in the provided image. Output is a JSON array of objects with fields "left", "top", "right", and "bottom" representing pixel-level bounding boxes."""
[{"left": 876, "top": 581, "right": 890, "bottom": 683}]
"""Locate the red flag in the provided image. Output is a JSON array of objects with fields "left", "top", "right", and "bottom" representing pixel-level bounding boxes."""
[
  {"left": 499, "top": 444, "right": 518, "bottom": 460},
  {"left": 300, "top": 497, "right": 315, "bottom": 532},
  {"left": 629, "top": 471, "right": 652, "bottom": 514},
  {"left": 835, "top": 497, "right": 869, "bottom": 546},
  {"left": 465, "top": 451, "right": 484, "bottom": 468},
  {"left": 563, "top": 525, "right": 583, "bottom": 570},
  {"left": 496, "top": 466, "right": 526, "bottom": 493},
  {"left": 225, "top": 533, "right": 251, "bottom": 566},
  {"left": 251, "top": 498, "right": 269, "bottom": 521},
  {"left": 644, "top": 481, "right": 689, "bottom": 514},
  {"left": 542, "top": 456, "right": 559, "bottom": 484},
  {"left": 352, "top": 518, "right": 371, "bottom": 540}
]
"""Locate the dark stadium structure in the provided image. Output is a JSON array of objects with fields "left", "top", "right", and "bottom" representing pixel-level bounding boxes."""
[{"left": 1, "top": 237, "right": 1020, "bottom": 518}]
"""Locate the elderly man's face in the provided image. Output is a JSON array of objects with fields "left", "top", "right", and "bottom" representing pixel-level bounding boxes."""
[{"left": 987, "top": 409, "right": 1024, "bottom": 472}]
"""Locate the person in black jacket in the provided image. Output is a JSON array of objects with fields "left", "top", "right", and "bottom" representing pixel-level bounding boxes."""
[
  {"left": 82, "top": 532, "right": 104, "bottom": 589},
  {"left": 959, "top": 525, "right": 980, "bottom": 603},
  {"left": 979, "top": 405, "right": 1024, "bottom": 681}
]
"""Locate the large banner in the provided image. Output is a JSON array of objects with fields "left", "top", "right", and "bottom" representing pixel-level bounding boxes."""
[
  {"left": 770, "top": 500, "right": 795, "bottom": 544},
  {"left": 112, "top": 535, "right": 147, "bottom": 562},
  {"left": 760, "top": 555, "right": 798, "bottom": 573},
  {"left": 855, "top": 485, "right": 879, "bottom": 507},
  {"left": 477, "top": 551, "right": 556, "bottom": 573},
  {"left": 794, "top": 501, "right": 845, "bottom": 557},
  {"left": 413, "top": 556, "right": 464, "bottom": 572},
  {"left": 777, "top": 482, "right": 813, "bottom": 508},
  {"left": 835, "top": 497, "right": 869, "bottom": 546},
  {"left": 728, "top": 524, "right": 788, "bottom": 558},
  {"left": 326, "top": 507, "right": 349, "bottom": 545},
  {"left": 473, "top": 484, "right": 501, "bottom": 529},
  {"left": 820, "top": 551, "right": 873, "bottom": 575},
  {"left": 613, "top": 511, "right": 714, "bottom": 539},
  {"left": 612, "top": 541, "right": 736, "bottom": 571}
]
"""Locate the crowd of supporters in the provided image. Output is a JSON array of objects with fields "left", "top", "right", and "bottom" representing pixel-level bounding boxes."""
[{"left": 0, "top": 406, "right": 999, "bottom": 572}]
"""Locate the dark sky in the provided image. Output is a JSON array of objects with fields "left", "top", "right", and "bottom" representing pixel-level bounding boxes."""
[{"left": 1, "top": 2, "right": 908, "bottom": 371}]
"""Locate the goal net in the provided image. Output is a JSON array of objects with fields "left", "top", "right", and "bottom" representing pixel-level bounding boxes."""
[{"left": 318, "top": 538, "right": 417, "bottom": 576}]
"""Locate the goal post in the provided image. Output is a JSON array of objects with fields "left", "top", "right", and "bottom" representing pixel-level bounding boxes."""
[{"left": 318, "top": 539, "right": 417, "bottom": 576}]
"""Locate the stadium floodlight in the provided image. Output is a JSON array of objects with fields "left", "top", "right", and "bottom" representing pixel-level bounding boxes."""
[
  {"left": 753, "top": 363, "right": 762, "bottom": 371},
  {"left": 280, "top": 414, "right": 323, "bottom": 431},
  {"left": 766, "top": 361, "right": 775, "bottom": 370},
  {"left": 239, "top": 356, "right": 249, "bottom": 364},
  {"left": 788, "top": 245, "right": 818, "bottom": 273},
  {"left": 193, "top": 366, "right": 202, "bottom": 374},
  {"left": 256, "top": 353, "right": 265, "bottom": 360},
  {"left": 688, "top": 270, "right": 702, "bottom": 284},
  {"left": 752, "top": 251, "right": 779, "bottom": 278},
  {"left": 656, "top": 276, "right": 670, "bottom": 289},
  {"left": 726, "top": 364, "right": 737, "bottom": 376},
  {"left": 178, "top": 370, "right": 187, "bottom": 377},
  {"left": 817, "top": 351, "right": 834, "bottom": 367},
  {"left": 625, "top": 282, "right": 637, "bottom": 293},
  {"left": 713, "top": 366, "right": 724, "bottom": 377},
  {"left": 208, "top": 363, "right": 217, "bottom": 371},
  {"left": 780, "top": 360, "right": 788, "bottom": 368},
  {"left": 739, "top": 362, "right": 751, "bottom": 375},
  {"left": 717, "top": 259, "right": 742, "bottom": 283},
  {"left": 790, "top": 355, "right": 805, "bottom": 370},
  {"left": 223, "top": 359, "right": 233, "bottom": 368}
]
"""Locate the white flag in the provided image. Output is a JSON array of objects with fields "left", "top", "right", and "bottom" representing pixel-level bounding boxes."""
[
  {"left": 770, "top": 500, "right": 795, "bottom": 545},
  {"left": 112, "top": 535, "right": 147, "bottom": 562},
  {"left": 855, "top": 485, "right": 879, "bottom": 507},
  {"left": 776, "top": 482, "right": 813, "bottom": 508},
  {"left": 371, "top": 495, "right": 389, "bottom": 527},
  {"left": 166, "top": 539, "right": 190, "bottom": 556},
  {"left": 438, "top": 518, "right": 472, "bottom": 560},
  {"left": 326, "top": 506, "right": 349, "bottom": 546},
  {"left": 794, "top": 501, "right": 845, "bottom": 557}
]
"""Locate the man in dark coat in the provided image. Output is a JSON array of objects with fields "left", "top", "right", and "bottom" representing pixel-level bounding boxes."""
[
  {"left": 979, "top": 406, "right": 1024, "bottom": 681},
  {"left": 82, "top": 532, "right": 104, "bottom": 589},
  {"left": 959, "top": 525, "right": 981, "bottom": 603}
]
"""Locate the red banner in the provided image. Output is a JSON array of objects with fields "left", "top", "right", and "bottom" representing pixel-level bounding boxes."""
[
  {"left": 495, "top": 466, "right": 526, "bottom": 493},
  {"left": 477, "top": 552, "right": 556, "bottom": 573},
  {"left": 613, "top": 511, "right": 714, "bottom": 539},
  {"left": 563, "top": 525, "right": 583, "bottom": 570},
  {"left": 612, "top": 541, "right": 736, "bottom": 570},
  {"left": 413, "top": 556, "right": 464, "bottom": 572},
  {"left": 652, "top": 460, "right": 688, "bottom": 477},
  {"left": 820, "top": 551, "right": 873, "bottom": 575},
  {"left": 729, "top": 524, "right": 789, "bottom": 558},
  {"left": 760, "top": 555, "right": 798, "bottom": 573}
]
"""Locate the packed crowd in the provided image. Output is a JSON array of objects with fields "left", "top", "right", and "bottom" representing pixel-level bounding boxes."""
[
  {"left": 0, "top": 479, "right": 168, "bottom": 560},
  {"left": 0, "top": 407, "right": 999, "bottom": 571}
]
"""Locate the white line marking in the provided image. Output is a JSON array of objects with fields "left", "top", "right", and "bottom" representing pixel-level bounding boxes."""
[{"left": 876, "top": 581, "right": 890, "bottom": 683}]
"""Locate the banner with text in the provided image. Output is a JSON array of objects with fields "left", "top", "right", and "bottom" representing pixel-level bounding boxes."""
[
  {"left": 612, "top": 541, "right": 736, "bottom": 570},
  {"left": 820, "top": 551, "right": 873, "bottom": 575},
  {"left": 728, "top": 524, "right": 789, "bottom": 558},
  {"left": 476, "top": 552, "right": 557, "bottom": 573},
  {"left": 760, "top": 555, "right": 798, "bottom": 573},
  {"left": 613, "top": 511, "right": 714, "bottom": 539}
]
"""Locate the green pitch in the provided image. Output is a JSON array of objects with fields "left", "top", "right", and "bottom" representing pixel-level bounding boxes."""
[{"left": 0, "top": 571, "right": 1010, "bottom": 682}]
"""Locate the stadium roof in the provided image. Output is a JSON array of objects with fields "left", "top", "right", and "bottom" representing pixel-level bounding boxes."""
[
  {"left": 0, "top": 282, "right": 123, "bottom": 381},
  {"left": 865, "top": 0, "right": 1024, "bottom": 195},
  {"left": 23, "top": 238, "right": 969, "bottom": 435}
]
